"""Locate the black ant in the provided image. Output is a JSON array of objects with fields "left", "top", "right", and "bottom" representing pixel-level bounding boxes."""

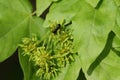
[
  {"left": 52, "top": 21, "right": 72, "bottom": 34},
  {"left": 52, "top": 24, "right": 61, "bottom": 34}
]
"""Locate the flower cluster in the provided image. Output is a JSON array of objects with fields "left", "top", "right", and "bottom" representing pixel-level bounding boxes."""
[{"left": 19, "top": 20, "right": 76, "bottom": 80}]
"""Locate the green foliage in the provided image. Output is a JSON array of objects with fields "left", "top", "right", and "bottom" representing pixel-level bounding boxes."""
[
  {"left": 0, "top": 0, "right": 120, "bottom": 80},
  {"left": 85, "top": 0, "right": 100, "bottom": 7}
]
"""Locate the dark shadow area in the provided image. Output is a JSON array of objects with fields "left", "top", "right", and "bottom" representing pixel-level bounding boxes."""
[
  {"left": 111, "top": 47, "right": 120, "bottom": 57},
  {"left": 40, "top": 5, "right": 50, "bottom": 19},
  {"left": 30, "top": 0, "right": 36, "bottom": 13},
  {"left": 95, "top": 0, "right": 103, "bottom": 9},
  {"left": 0, "top": 50, "right": 23, "bottom": 80},
  {"left": 65, "top": 21, "right": 72, "bottom": 27},
  {"left": 77, "top": 69, "right": 86, "bottom": 80},
  {"left": 40, "top": 0, "right": 62, "bottom": 19},
  {"left": 29, "top": 0, "right": 62, "bottom": 19},
  {"left": 87, "top": 31, "right": 115, "bottom": 75},
  {"left": 30, "top": 0, "right": 50, "bottom": 19}
]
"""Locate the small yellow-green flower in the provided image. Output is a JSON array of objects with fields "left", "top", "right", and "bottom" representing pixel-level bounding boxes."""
[{"left": 19, "top": 20, "right": 76, "bottom": 80}]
